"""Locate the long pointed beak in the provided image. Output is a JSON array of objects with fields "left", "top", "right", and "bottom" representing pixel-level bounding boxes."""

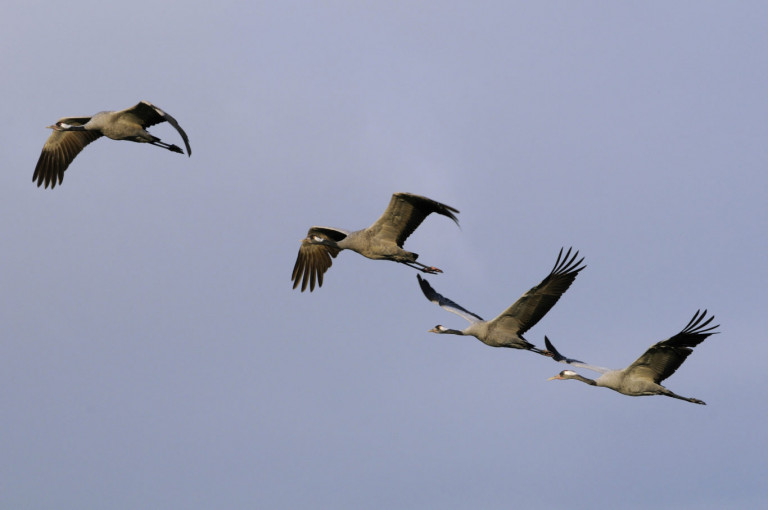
[{"left": 547, "top": 376, "right": 560, "bottom": 381}]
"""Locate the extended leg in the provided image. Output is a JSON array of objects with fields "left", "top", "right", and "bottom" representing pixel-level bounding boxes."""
[
  {"left": 531, "top": 346, "right": 554, "bottom": 357},
  {"left": 150, "top": 139, "right": 184, "bottom": 154},
  {"left": 664, "top": 390, "right": 706, "bottom": 405},
  {"left": 402, "top": 260, "right": 443, "bottom": 274}
]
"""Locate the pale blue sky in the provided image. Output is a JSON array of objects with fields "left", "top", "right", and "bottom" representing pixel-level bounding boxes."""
[{"left": 1, "top": 2, "right": 766, "bottom": 508}]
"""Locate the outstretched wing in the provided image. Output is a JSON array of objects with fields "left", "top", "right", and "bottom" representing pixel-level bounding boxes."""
[
  {"left": 626, "top": 310, "right": 719, "bottom": 383},
  {"left": 544, "top": 336, "right": 611, "bottom": 374},
  {"left": 291, "top": 226, "right": 347, "bottom": 292},
  {"left": 417, "top": 275, "right": 484, "bottom": 323},
  {"left": 33, "top": 118, "right": 102, "bottom": 189},
  {"left": 124, "top": 101, "right": 192, "bottom": 156},
  {"left": 492, "top": 247, "right": 586, "bottom": 335},
  {"left": 368, "top": 192, "right": 459, "bottom": 247}
]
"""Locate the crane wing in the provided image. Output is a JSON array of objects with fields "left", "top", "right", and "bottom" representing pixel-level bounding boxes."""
[
  {"left": 417, "top": 275, "right": 484, "bottom": 323},
  {"left": 125, "top": 101, "right": 192, "bottom": 156},
  {"left": 33, "top": 122, "right": 102, "bottom": 189},
  {"left": 368, "top": 192, "right": 459, "bottom": 247},
  {"left": 492, "top": 248, "right": 585, "bottom": 336},
  {"left": 291, "top": 226, "right": 346, "bottom": 292},
  {"left": 626, "top": 310, "right": 718, "bottom": 383},
  {"left": 544, "top": 336, "right": 611, "bottom": 374}
]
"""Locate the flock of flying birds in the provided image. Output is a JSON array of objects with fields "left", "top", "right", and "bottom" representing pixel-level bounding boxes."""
[{"left": 34, "top": 100, "right": 720, "bottom": 405}]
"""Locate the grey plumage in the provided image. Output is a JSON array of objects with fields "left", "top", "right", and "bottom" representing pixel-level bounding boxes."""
[
  {"left": 33, "top": 100, "right": 191, "bottom": 189},
  {"left": 547, "top": 310, "right": 719, "bottom": 404},
  {"left": 291, "top": 192, "right": 460, "bottom": 292},
  {"left": 418, "top": 247, "right": 585, "bottom": 355}
]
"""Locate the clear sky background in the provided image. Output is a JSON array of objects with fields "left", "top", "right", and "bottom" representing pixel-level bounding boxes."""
[{"left": 1, "top": 2, "right": 766, "bottom": 509}]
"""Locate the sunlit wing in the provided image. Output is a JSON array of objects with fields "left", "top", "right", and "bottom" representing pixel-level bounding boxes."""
[
  {"left": 369, "top": 192, "right": 459, "bottom": 247},
  {"left": 33, "top": 124, "right": 102, "bottom": 189},
  {"left": 626, "top": 310, "right": 718, "bottom": 383},
  {"left": 492, "top": 248, "right": 585, "bottom": 335}
]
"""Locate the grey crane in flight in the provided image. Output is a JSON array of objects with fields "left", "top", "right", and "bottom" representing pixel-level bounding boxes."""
[
  {"left": 33, "top": 100, "right": 191, "bottom": 189},
  {"left": 546, "top": 309, "right": 718, "bottom": 404},
  {"left": 291, "top": 192, "right": 460, "bottom": 292},
  {"left": 417, "top": 247, "right": 585, "bottom": 355}
]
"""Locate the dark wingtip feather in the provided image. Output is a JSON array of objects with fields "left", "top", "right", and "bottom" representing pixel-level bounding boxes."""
[
  {"left": 416, "top": 274, "right": 435, "bottom": 301},
  {"left": 681, "top": 309, "right": 720, "bottom": 336},
  {"left": 544, "top": 335, "right": 586, "bottom": 364},
  {"left": 440, "top": 205, "right": 460, "bottom": 226},
  {"left": 544, "top": 336, "right": 565, "bottom": 361},
  {"left": 551, "top": 247, "right": 586, "bottom": 276}
]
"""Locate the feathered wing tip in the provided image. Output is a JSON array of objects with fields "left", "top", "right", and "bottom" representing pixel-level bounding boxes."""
[
  {"left": 544, "top": 336, "right": 564, "bottom": 361},
  {"left": 661, "top": 309, "right": 720, "bottom": 350},
  {"left": 544, "top": 336, "right": 585, "bottom": 364},
  {"left": 290, "top": 227, "right": 345, "bottom": 292},
  {"left": 33, "top": 148, "right": 64, "bottom": 189},
  {"left": 432, "top": 200, "right": 460, "bottom": 225},
  {"left": 291, "top": 244, "right": 337, "bottom": 292},
  {"left": 33, "top": 128, "right": 102, "bottom": 189},
  {"left": 680, "top": 309, "right": 719, "bottom": 336},
  {"left": 416, "top": 274, "right": 435, "bottom": 301},
  {"left": 397, "top": 192, "right": 460, "bottom": 225},
  {"left": 543, "top": 336, "right": 611, "bottom": 374},
  {"left": 550, "top": 247, "right": 586, "bottom": 277}
]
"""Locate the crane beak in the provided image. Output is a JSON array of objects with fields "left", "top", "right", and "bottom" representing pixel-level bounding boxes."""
[{"left": 547, "top": 375, "right": 560, "bottom": 381}]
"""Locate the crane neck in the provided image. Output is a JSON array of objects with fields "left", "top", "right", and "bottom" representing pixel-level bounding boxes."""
[
  {"left": 573, "top": 374, "right": 598, "bottom": 386},
  {"left": 438, "top": 328, "right": 466, "bottom": 336}
]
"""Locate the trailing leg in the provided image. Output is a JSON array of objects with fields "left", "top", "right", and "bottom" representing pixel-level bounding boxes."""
[{"left": 150, "top": 138, "right": 184, "bottom": 154}]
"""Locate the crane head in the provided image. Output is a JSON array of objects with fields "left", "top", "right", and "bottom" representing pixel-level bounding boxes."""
[
  {"left": 308, "top": 234, "right": 338, "bottom": 248},
  {"left": 49, "top": 122, "right": 83, "bottom": 131},
  {"left": 547, "top": 370, "right": 578, "bottom": 381}
]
